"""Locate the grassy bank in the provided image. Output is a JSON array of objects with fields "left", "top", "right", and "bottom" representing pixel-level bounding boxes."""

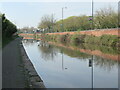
[
  {"left": 42, "top": 34, "right": 120, "bottom": 48},
  {"left": 2, "top": 35, "right": 18, "bottom": 48}
]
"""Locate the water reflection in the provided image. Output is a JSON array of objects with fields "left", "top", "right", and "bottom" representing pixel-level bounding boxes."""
[
  {"left": 47, "top": 41, "right": 119, "bottom": 71},
  {"left": 93, "top": 56, "right": 118, "bottom": 72},
  {"left": 23, "top": 39, "right": 39, "bottom": 46},
  {"left": 22, "top": 39, "right": 118, "bottom": 88},
  {"left": 38, "top": 41, "right": 57, "bottom": 61},
  {"left": 23, "top": 39, "right": 119, "bottom": 71}
]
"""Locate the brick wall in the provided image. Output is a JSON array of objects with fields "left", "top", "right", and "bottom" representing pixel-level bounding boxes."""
[
  {"left": 19, "top": 28, "right": 120, "bottom": 37},
  {"left": 47, "top": 28, "right": 120, "bottom": 37}
]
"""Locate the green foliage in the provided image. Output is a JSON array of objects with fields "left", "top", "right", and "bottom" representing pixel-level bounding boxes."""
[
  {"left": 84, "top": 35, "right": 101, "bottom": 44},
  {"left": 2, "top": 34, "right": 18, "bottom": 47},
  {"left": 58, "top": 34, "right": 70, "bottom": 44},
  {"left": 2, "top": 14, "right": 17, "bottom": 38},
  {"left": 43, "top": 33, "right": 118, "bottom": 47},
  {"left": 100, "top": 35, "right": 118, "bottom": 46},
  {"left": 54, "top": 15, "right": 92, "bottom": 32},
  {"left": 55, "top": 45, "right": 91, "bottom": 59},
  {"left": 38, "top": 14, "right": 56, "bottom": 33},
  {"left": 1, "top": 14, "right": 17, "bottom": 47},
  {"left": 70, "top": 34, "right": 85, "bottom": 46},
  {"left": 71, "top": 34, "right": 80, "bottom": 44},
  {"left": 84, "top": 34, "right": 118, "bottom": 46},
  {"left": 38, "top": 6, "right": 118, "bottom": 33},
  {"left": 81, "top": 43, "right": 119, "bottom": 55},
  {"left": 94, "top": 7, "right": 118, "bottom": 29}
]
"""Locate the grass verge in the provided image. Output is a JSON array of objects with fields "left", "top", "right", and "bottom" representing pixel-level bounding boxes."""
[{"left": 2, "top": 35, "right": 18, "bottom": 48}]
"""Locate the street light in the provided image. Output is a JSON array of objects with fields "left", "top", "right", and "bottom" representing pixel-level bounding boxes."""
[
  {"left": 62, "top": 7, "right": 67, "bottom": 32},
  {"left": 118, "top": 1, "right": 120, "bottom": 28},
  {"left": 91, "top": 1, "right": 94, "bottom": 89},
  {"left": 118, "top": 1, "right": 120, "bottom": 89},
  {"left": 92, "top": 0, "right": 94, "bottom": 30}
]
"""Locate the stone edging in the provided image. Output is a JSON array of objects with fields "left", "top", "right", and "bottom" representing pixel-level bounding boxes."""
[{"left": 20, "top": 39, "right": 45, "bottom": 88}]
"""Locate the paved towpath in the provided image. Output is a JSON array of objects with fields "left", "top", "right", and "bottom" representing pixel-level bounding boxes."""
[{"left": 2, "top": 38, "right": 27, "bottom": 88}]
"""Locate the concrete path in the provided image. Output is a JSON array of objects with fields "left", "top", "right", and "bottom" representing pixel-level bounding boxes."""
[{"left": 2, "top": 38, "right": 26, "bottom": 88}]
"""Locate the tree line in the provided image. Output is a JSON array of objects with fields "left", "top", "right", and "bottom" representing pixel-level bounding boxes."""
[
  {"left": 19, "top": 27, "right": 37, "bottom": 33},
  {"left": 38, "top": 6, "right": 118, "bottom": 33}
]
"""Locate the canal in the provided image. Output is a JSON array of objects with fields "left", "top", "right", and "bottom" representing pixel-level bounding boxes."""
[{"left": 22, "top": 39, "right": 119, "bottom": 88}]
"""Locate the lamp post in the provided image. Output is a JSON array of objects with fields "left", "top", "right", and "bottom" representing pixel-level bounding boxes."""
[
  {"left": 92, "top": 0, "right": 94, "bottom": 30},
  {"left": 52, "top": 14, "right": 54, "bottom": 33},
  {"left": 118, "top": 1, "right": 120, "bottom": 28},
  {"left": 118, "top": 1, "right": 120, "bottom": 90},
  {"left": 91, "top": 1, "right": 94, "bottom": 89},
  {"left": 62, "top": 7, "right": 67, "bottom": 32}
]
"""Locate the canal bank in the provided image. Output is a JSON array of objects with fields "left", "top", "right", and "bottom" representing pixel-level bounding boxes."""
[
  {"left": 19, "top": 28, "right": 120, "bottom": 48},
  {"left": 20, "top": 38, "right": 45, "bottom": 88},
  {"left": 2, "top": 37, "right": 45, "bottom": 88}
]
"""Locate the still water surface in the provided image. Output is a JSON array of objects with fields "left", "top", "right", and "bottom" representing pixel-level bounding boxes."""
[{"left": 22, "top": 39, "right": 118, "bottom": 88}]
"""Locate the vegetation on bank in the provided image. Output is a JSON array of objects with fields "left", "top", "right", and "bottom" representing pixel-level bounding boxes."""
[
  {"left": 35, "top": 40, "right": 118, "bottom": 70},
  {"left": 0, "top": 14, "right": 18, "bottom": 47},
  {"left": 79, "top": 43, "right": 120, "bottom": 55},
  {"left": 41, "top": 33, "right": 120, "bottom": 48},
  {"left": 38, "top": 7, "right": 118, "bottom": 33},
  {"left": 38, "top": 34, "right": 120, "bottom": 56}
]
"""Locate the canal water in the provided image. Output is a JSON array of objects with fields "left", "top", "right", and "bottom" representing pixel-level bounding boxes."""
[{"left": 22, "top": 39, "right": 119, "bottom": 88}]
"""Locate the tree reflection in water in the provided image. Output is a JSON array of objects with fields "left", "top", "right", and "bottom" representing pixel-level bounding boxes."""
[
  {"left": 22, "top": 39, "right": 38, "bottom": 46},
  {"left": 93, "top": 56, "right": 118, "bottom": 72},
  {"left": 47, "top": 42, "right": 119, "bottom": 72},
  {"left": 38, "top": 41, "right": 57, "bottom": 61},
  {"left": 22, "top": 39, "right": 119, "bottom": 72}
]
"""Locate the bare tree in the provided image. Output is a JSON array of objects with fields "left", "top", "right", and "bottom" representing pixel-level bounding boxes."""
[{"left": 38, "top": 14, "right": 56, "bottom": 33}]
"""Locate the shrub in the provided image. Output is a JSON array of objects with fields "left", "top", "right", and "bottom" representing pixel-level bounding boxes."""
[
  {"left": 71, "top": 34, "right": 80, "bottom": 44},
  {"left": 43, "top": 33, "right": 118, "bottom": 47},
  {"left": 59, "top": 34, "right": 70, "bottom": 44},
  {"left": 100, "top": 35, "right": 118, "bottom": 46},
  {"left": 84, "top": 35, "right": 96, "bottom": 44},
  {"left": 70, "top": 34, "right": 86, "bottom": 46}
]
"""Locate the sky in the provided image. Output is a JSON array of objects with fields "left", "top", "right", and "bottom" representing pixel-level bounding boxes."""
[{"left": 0, "top": 1, "right": 119, "bottom": 28}]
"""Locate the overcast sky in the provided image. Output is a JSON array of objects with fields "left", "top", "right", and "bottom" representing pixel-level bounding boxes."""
[{"left": 0, "top": 1, "right": 118, "bottom": 28}]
